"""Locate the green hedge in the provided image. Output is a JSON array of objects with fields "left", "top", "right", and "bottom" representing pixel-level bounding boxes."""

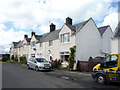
[{"left": 19, "top": 56, "right": 27, "bottom": 64}]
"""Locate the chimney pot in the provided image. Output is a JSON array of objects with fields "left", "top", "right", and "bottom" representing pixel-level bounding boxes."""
[
  {"left": 66, "top": 17, "right": 72, "bottom": 25},
  {"left": 24, "top": 34, "right": 28, "bottom": 39},
  {"left": 50, "top": 23, "right": 56, "bottom": 32}
]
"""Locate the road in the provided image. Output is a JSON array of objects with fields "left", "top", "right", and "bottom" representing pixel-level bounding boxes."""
[{"left": 2, "top": 63, "right": 120, "bottom": 88}]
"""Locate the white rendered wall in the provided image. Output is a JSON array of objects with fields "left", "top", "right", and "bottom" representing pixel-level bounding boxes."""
[{"left": 75, "top": 19, "right": 101, "bottom": 61}]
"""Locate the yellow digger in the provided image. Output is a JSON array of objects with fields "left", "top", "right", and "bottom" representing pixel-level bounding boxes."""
[{"left": 92, "top": 53, "right": 120, "bottom": 84}]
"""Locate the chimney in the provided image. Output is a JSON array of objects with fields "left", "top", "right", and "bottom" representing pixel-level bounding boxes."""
[
  {"left": 31, "top": 32, "right": 35, "bottom": 37},
  {"left": 50, "top": 23, "right": 56, "bottom": 32},
  {"left": 66, "top": 17, "right": 72, "bottom": 25},
  {"left": 24, "top": 34, "right": 28, "bottom": 39}
]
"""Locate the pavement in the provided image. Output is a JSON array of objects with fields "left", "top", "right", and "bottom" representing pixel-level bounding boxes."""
[{"left": 2, "top": 63, "right": 120, "bottom": 89}]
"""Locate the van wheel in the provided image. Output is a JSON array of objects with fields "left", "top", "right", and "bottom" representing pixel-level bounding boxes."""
[
  {"left": 95, "top": 74, "right": 106, "bottom": 84},
  {"left": 35, "top": 66, "right": 39, "bottom": 71}
]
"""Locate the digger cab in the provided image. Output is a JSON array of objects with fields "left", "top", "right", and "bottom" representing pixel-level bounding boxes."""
[{"left": 92, "top": 53, "right": 120, "bottom": 84}]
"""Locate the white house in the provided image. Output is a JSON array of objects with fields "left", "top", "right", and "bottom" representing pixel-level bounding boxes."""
[
  {"left": 29, "top": 17, "right": 113, "bottom": 63},
  {"left": 111, "top": 22, "right": 120, "bottom": 53},
  {"left": 98, "top": 25, "right": 113, "bottom": 55},
  {"left": 75, "top": 18, "right": 102, "bottom": 61},
  {"left": 10, "top": 35, "right": 31, "bottom": 61}
]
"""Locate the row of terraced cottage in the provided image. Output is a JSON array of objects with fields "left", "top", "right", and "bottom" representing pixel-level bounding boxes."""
[{"left": 10, "top": 17, "right": 118, "bottom": 68}]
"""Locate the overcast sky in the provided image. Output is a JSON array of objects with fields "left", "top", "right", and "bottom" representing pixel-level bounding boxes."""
[{"left": 0, "top": 0, "right": 119, "bottom": 54}]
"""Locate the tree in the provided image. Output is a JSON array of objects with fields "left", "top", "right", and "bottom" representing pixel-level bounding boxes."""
[{"left": 68, "top": 46, "right": 76, "bottom": 70}]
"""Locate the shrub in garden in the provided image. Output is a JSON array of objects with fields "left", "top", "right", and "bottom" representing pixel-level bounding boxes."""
[
  {"left": 19, "top": 56, "right": 27, "bottom": 64},
  {"left": 51, "top": 59, "right": 61, "bottom": 69},
  {"left": 68, "top": 46, "right": 76, "bottom": 70}
]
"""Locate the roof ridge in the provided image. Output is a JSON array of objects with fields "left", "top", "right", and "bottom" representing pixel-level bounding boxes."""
[
  {"left": 98, "top": 25, "right": 109, "bottom": 28},
  {"left": 73, "top": 20, "right": 87, "bottom": 26}
]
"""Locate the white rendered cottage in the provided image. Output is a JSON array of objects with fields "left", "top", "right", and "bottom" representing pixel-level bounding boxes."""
[
  {"left": 29, "top": 17, "right": 113, "bottom": 63},
  {"left": 111, "top": 22, "right": 120, "bottom": 53}
]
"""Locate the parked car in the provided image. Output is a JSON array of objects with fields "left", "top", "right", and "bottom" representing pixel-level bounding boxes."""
[
  {"left": 93, "top": 56, "right": 105, "bottom": 62},
  {"left": 27, "top": 58, "right": 52, "bottom": 71},
  {"left": 94, "top": 56, "right": 104, "bottom": 60}
]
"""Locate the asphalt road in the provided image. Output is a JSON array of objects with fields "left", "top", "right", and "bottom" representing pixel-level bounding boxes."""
[{"left": 2, "top": 63, "right": 120, "bottom": 89}]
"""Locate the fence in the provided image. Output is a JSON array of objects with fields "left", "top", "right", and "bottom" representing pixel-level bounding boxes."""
[{"left": 77, "top": 60, "right": 102, "bottom": 72}]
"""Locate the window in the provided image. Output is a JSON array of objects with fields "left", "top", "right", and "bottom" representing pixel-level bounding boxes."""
[
  {"left": 60, "top": 35, "right": 63, "bottom": 42},
  {"left": 102, "top": 55, "right": 118, "bottom": 68},
  {"left": 31, "top": 54, "right": 35, "bottom": 57},
  {"left": 23, "top": 43, "right": 26, "bottom": 49},
  {"left": 36, "top": 58, "right": 47, "bottom": 62},
  {"left": 14, "top": 49, "right": 16, "bottom": 52},
  {"left": 23, "top": 54, "right": 26, "bottom": 57},
  {"left": 60, "top": 33, "right": 70, "bottom": 43},
  {"left": 40, "top": 43, "right": 43, "bottom": 48},
  {"left": 60, "top": 52, "right": 69, "bottom": 55},
  {"left": 60, "top": 52, "right": 70, "bottom": 62},
  {"left": 31, "top": 41, "right": 35, "bottom": 47},
  {"left": 49, "top": 41, "right": 53, "bottom": 46}
]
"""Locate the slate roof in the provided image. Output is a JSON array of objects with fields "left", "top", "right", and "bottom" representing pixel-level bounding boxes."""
[
  {"left": 65, "top": 23, "right": 76, "bottom": 31},
  {"left": 113, "top": 22, "right": 120, "bottom": 38},
  {"left": 35, "top": 30, "right": 60, "bottom": 43},
  {"left": 13, "top": 41, "right": 21, "bottom": 48},
  {"left": 40, "top": 29, "right": 60, "bottom": 42},
  {"left": 35, "top": 35, "right": 42, "bottom": 40},
  {"left": 98, "top": 25, "right": 109, "bottom": 36},
  {"left": 17, "top": 41, "right": 23, "bottom": 47},
  {"left": 13, "top": 42, "right": 19, "bottom": 48},
  {"left": 65, "top": 20, "right": 88, "bottom": 31},
  {"left": 73, "top": 21, "right": 88, "bottom": 30},
  {"left": 26, "top": 38, "right": 31, "bottom": 43},
  {"left": 33, "top": 19, "right": 89, "bottom": 43}
]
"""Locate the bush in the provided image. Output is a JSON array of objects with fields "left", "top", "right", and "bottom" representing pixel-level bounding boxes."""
[
  {"left": 68, "top": 46, "right": 76, "bottom": 70},
  {"left": 11, "top": 55, "right": 14, "bottom": 60},
  {"left": 12, "top": 59, "right": 18, "bottom": 64},
  {"left": 19, "top": 56, "right": 27, "bottom": 64},
  {"left": 51, "top": 59, "right": 61, "bottom": 69}
]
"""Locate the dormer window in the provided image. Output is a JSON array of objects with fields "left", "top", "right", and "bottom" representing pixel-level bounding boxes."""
[
  {"left": 31, "top": 41, "right": 35, "bottom": 47},
  {"left": 60, "top": 33, "right": 70, "bottom": 43},
  {"left": 23, "top": 43, "right": 27, "bottom": 50}
]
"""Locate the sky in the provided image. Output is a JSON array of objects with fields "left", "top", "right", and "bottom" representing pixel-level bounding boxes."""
[{"left": 0, "top": 0, "right": 119, "bottom": 54}]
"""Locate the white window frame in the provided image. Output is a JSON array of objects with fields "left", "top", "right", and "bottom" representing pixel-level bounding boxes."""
[
  {"left": 60, "top": 33, "right": 70, "bottom": 43},
  {"left": 23, "top": 43, "right": 27, "bottom": 50},
  {"left": 49, "top": 40, "right": 53, "bottom": 46},
  {"left": 31, "top": 41, "right": 35, "bottom": 47},
  {"left": 40, "top": 42, "right": 43, "bottom": 48}
]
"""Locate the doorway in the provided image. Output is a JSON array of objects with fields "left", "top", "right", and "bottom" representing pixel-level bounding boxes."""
[{"left": 60, "top": 52, "right": 69, "bottom": 62}]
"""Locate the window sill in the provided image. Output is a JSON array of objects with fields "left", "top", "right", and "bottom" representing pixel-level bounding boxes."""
[{"left": 60, "top": 42, "right": 70, "bottom": 45}]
